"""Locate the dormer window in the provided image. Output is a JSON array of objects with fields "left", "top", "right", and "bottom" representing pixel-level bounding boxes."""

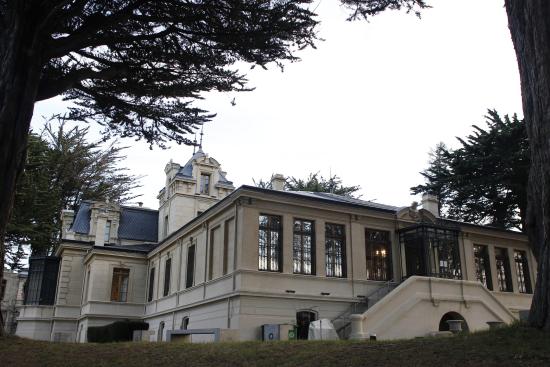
[
  {"left": 200, "top": 173, "right": 210, "bottom": 195},
  {"left": 104, "top": 220, "right": 111, "bottom": 243}
]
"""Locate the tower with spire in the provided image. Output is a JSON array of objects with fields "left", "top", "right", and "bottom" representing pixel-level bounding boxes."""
[{"left": 157, "top": 129, "right": 234, "bottom": 241}]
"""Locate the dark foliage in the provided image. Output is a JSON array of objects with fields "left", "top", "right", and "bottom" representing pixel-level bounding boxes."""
[
  {"left": 341, "top": 0, "right": 429, "bottom": 20},
  {"left": 254, "top": 172, "right": 361, "bottom": 198},
  {"left": 411, "top": 110, "right": 529, "bottom": 230},
  {"left": 4, "top": 122, "right": 140, "bottom": 268},
  {"left": 0, "top": 1, "right": 319, "bottom": 147},
  {"left": 87, "top": 320, "right": 149, "bottom": 343}
]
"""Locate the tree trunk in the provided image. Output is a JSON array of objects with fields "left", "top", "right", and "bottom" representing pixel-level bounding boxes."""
[
  {"left": 505, "top": 0, "right": 550, "bottom": 330},
  {"left": 0, "top": 5, "right": 43, "bottom": 336}
]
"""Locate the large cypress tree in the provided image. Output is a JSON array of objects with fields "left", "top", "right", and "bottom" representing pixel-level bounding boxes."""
[{"left": 412, "top": 110, "right": 529, "bottom": 230}]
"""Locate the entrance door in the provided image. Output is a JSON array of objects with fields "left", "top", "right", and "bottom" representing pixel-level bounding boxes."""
[
  {"left": 405, "top": 240, "right": 427, "bottom": 277},
  {"left": 296, "top": 311, "right": 316, "bottom": 340}
]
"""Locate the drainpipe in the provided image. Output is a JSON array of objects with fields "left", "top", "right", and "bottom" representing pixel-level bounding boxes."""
[
  {"left": 348, "top": 214, "right": 355, "bottom": 298},
  {"left": 232, "top": 201, "right": 239, "bottom": 291}
]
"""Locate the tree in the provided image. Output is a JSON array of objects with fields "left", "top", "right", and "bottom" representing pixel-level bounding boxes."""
[
  {"left": 0, "top": 1, "right": 319, "bottom": 333},
  {"left": 4, "top": 122, "right": 140, "bottom": 269},
  {"left": 411, "top": 110, "right": 528, "bottom": 230},
  {"left": 343, "top": 0, "right": 550, "bottom": 330},
  {"left": 253, "top": 172, "right": 362, "bottom": 198}
]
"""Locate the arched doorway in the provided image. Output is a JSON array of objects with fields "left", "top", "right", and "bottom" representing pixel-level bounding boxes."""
[
  {"left": 296, "top": 311, "right": 317, "bottom": 340},
  {"left": 158, "top": 321, "right": 165, "bottom": 341},
  {"left": 181, "top": 316, "right": 189, "bottom": 330},
  {"left": 439, "top": 312, "right": 469, "bottom": 332}
]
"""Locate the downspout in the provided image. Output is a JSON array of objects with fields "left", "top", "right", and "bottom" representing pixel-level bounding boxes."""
[
  {"left": 227, "top": 296, "right": 232, "bottom": 328},
  {"left": 232, "top": 201, "right": 239, "bottom": 291},
  {"left": 349, "top": 214, "right": 355, "bottom": 297}
]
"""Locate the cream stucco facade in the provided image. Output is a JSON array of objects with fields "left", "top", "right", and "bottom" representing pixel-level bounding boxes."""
[{"left": 15, "top": 150, "right": 535, "bottom": 342}]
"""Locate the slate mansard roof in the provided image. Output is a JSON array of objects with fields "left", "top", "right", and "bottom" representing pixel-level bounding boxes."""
[
  {"left": 70, "top": 201, "right": 159, "bottom": 242},
  {"left": 176, "top": 150, "right": 233, "bottom": 185}
]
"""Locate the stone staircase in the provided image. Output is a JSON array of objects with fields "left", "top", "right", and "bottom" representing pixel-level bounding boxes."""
[{"left": 332, "top": 281, "right": 398, "bottom": 339}]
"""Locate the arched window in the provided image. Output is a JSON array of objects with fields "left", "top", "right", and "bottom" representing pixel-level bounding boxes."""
[
  {"left": 181, "top": 317, "right": 190, "bottom": 330},
  {"left": 158, "top": 321, "right": 165, "bottom": 342}
]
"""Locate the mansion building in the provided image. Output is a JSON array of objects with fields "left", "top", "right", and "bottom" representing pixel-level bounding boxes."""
[{"left": 15, "top": 149, "right": 534, "bottom": 342}]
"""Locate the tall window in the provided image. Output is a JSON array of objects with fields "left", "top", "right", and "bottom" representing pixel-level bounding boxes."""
[
  {"left": 148, "top": 267, "right": 155, "bottom": 302},
  {"left": 258, "top": 214, "right": 282, "bottom": 271},
  {"left": 104, "top": 220, "right": 111, "bottom": 243},
  {"left": 163, "top": 258, "right": 172, "bottom": 297},
  {"left": 111, "top": 268, "right": 130, "bottom": 302},
  {"left": 514, "top": 250, "right": 532, "bottom": 294},
  {"left": 293, "top": 219, "right": 315, "bottom": 275},
  {"left": 473, "top": 245, "right": 493, "bottom": 290},
  {"left": 1, "top": 279, "right": 6, "bottom": 300},
  {"left": 325, "top": 223, "right": 346, "bottom": 278},
  {"left": 365, "top": 229, "right": 392, "bottom": 281},
  {"left": 495, "top": 247, "right": 512, "bottom": 292},
  {"left": 186, "top": 244, "right": 196, "bottom": 288},
  {"left": 200, "top": 173, "right": 210, "bottom": 195},
  {"left": 163, "top": 215, "right": 169, "bottom": 238}
]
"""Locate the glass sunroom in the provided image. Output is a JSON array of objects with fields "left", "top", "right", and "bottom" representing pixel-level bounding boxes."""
[{"left": 399, "top": 223, "right": 462, "bottom": 280}]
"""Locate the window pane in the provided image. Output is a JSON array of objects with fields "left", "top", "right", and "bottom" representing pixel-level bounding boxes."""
[
  {"left": 293, "top": 219, "right": 314, "bottom": 275},
  {"left": 325, "top": 223, "right": 346, "bottom": 278},
  {"left": 186, "top": 245, "right": 196, "bottom": 288},
  {"left": 200, "top": 173, "right": 210, "bottom": 194},
  {"left": 473, "top": 245, "right": 492, "bottom": 290},
  {"left": 495, "top": 247, "right": 512, "bottom": 292},
  {"left": 163, "top": 258, "right": 172, "bottom": 296},
  {"left": 366, "top": 229, "right": 392, "bottom": 281},
  {"left": 514, "top": 250, "right": 532, "bottom": 294},
  {"left": 258, "top": 214, "right": 282, "bottom": 271},
  {"left": 148, "top": 268, "right": 155, "bottom": 302},
  {"left": 111, "top": 268, "right": 130, "bottom": 302}
]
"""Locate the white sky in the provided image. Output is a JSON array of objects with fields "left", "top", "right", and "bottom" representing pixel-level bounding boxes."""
[{"left": 31, "top": 0, "right": 523, "bottom": 210}]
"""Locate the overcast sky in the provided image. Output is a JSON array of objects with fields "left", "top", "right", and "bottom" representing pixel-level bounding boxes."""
[{"left": 31, "top": 0, "right": 523, "bottom": 210}]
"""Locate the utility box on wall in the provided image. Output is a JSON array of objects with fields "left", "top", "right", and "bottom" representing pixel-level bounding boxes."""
[{"left": 261, "top": 324, "right": 280, "bottom": 341}]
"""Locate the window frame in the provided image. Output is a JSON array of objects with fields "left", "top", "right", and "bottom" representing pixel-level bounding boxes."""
[
  {"left": 365, "top": 228, "right": 392, "bottom": 281},
  {"left": 110, "top": 267, "right": 130, "bottom": 302},
  {"left": 258, "top": 214, "right": 283, "bottom": 272},
  {"left": 163, "top": 258, "right": 172, "bottom": 297},
  {"left": 200, "top": 173, "right": 211, "bottom": 195},
  {"left": 148, "top": 267, "right": 155, "bottom": 302},
  {"left": 494, "top": 247, "right": 513, "bottom": 292},
  {"left": 293, "top": 218, "right": 315, "bottom": 275},
  {"left": 514, "top": 249, "right": 532, "bottom": 294},
  {"left": 185, "top": 244, "right": 196, "bottom": 289},
  {"left": 325, "top": 223, "right": 347, "bottom": 278},
  {"left": 473, "top": 244, "right": 493, "bottom": 290}
]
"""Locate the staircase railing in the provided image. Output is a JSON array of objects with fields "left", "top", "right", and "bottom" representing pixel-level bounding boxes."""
[{"left": 332, "top": 280, "right": 398, "bottom": 338}]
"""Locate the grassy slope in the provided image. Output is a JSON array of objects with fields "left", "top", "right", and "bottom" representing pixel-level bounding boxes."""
[{"left": 1, "top": 326, "right": 549, "bottom": 367}]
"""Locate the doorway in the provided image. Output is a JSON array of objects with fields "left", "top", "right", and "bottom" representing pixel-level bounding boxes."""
[{"left": 296, "top": 311, "right": 317, "bottom": 340}]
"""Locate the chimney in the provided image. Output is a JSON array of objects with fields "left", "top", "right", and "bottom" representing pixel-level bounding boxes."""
[
  {"left": 138, "top": 202, "right": 143, "bottom": 207},
  {"left": 270, "top": 174, "right": 286, "bottom": 191},
  {"left": 61, "top": 209, "right": 75, "bottom": 239},
  {"left": 421, "top": 194, "right": 440, "bottom": 218}
]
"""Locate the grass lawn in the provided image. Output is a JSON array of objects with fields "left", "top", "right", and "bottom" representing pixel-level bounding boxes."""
[{"left": 1, "top": 325, "right": 549, "bottom": 367}]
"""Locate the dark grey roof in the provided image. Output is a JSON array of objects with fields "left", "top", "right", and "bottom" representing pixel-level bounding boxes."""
[
  {"left": 176, "top": 149, "right": 233, "bottom": 185},
  {"left": 176, "top": 150, "right": 205, "bottom": 178},
  {"left": 70, "top": 201, "right": 158, "bottom": 242},
  {"left": 287, "top": 191, "right": 400, "bottom": 212},
  {"left": 100, "top": 243, "right": 158, "bottom": 253},
  {"left": 118, "top": 206, "right": 158, "bottom": 242},
  {"left": 71, "top": 201, "right": 92, "bottom": 234}
]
